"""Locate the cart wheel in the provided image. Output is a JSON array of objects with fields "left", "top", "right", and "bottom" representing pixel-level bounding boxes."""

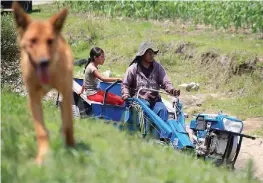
[
  {"left": 225, "top": 136, "right": 238, "bottom": 168},
  {"left": 72, "top": 105, "right": 80, "bottom": 118},
  {"left": 19, "top": 1, "right": 32, "bottom": 13}
]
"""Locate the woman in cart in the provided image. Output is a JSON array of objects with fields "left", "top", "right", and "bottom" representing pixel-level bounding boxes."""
[
  {"left": 121, "top": 41, "right": 180, "bottom": 140},
  {"left": 79, "top": 47, "right": 124, "bottom": 106}
]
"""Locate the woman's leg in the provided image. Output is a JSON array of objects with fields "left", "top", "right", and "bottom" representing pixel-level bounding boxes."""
[
  {"left": 87, "top": 91, "right": 104, "bottom": 103},
  {"left": 152, "top": 102, "right": 168, "bottom": 139},
  {"left": 88, "top": 90, "right": 124, "bottom": 105},
  {"left": 134, "top": 99, "right": 168, "bottom": 139},
  {"left": 107, "top": 92, "right": 124, "bottom": 105}
]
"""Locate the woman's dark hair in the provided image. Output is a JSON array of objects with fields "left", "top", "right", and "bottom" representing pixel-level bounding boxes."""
[
  {"left": 129, "top": 56, "right": 142, "bottom": 66},
  {"left": 83, "top": 47, "right": 104, "bottom": 73}
]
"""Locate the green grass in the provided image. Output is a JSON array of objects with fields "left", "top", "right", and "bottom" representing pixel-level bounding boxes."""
[
  {"left": 28, "top": 5, "right": 263, "bottom": 120},
  {"left": 2, "top": 4, "right": 262, "bottom": 181},
  {"left": 1, "top": 91, "right": 261, "bottom": 183},
  {"left": 199, "top": 73, "right": 263, "bottom": 120},
  {"left": 30, "top": 9, "right": 263, "bottom": 58},
  {"left": 202, "top": 96, "right": 263, "bottom": 121},
  {"left": 252, "top": 125, "right": 263, "bottom": 136},
  {"left": 55, "top": 1, "right": 263, "bottom": 34}
]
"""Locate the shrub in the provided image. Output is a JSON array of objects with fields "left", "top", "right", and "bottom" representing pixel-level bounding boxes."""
[{"left": 1, "top": 14, "right": 21, "bottom": 89}]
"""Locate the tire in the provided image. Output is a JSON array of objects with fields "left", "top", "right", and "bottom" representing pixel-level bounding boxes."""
[
  {"left": 28, "top": 1, "right": 32, "bottom": 12},
  {"left": 1, "top": 1, "right": 13, "bottom": 9},
  {"left": 225, "top": 136, "right": 238, "bottom": 164},
  {"left": 19, "top": 1, "right": 32, "bottom": 13},
  {"left": 72, "top": 105, "right": 80, "bottom": 118}
]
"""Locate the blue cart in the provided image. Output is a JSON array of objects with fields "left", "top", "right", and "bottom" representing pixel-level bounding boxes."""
[
  {"left": 56, "top": 78, "right": 194, "bottom": 150},
  {"left": 55, "top": 78, "right": 255, "bottom": 168}
]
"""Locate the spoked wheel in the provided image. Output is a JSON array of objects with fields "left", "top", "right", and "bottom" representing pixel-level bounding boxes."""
[
  {"left": 225, "top": 136, "right": 238, "bottom": 168},
  {"left": 214, "top": 135, "right": 238, "bottom": 168},
  {"left": 19, "top": 1, "right": 32, "bottom": 13}
]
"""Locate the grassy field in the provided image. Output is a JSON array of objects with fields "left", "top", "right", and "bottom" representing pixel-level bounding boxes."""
[
  {"left": 1, "top": 3, "right": 262, "bottom": 183},
  {"left": 30, "top": 4, "right": 263, "bottom": 120},
  {"left": 1, "top": 91, "right": 260, "bottom": 183},
  {"left": 58, "top": 1, "right": 263, "bottom": 34}
]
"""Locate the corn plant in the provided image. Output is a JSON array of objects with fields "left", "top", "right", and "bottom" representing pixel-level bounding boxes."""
[{"left": 58, "top": 1, "right": 263, "bottom": 33}]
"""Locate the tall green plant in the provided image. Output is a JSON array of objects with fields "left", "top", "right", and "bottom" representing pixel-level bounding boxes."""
[
  {"left": 1, "top": 14, "right": 21, "bottom": 89},
  {"left": 58, "top": 1, "right": 263, "bottom": 33}
]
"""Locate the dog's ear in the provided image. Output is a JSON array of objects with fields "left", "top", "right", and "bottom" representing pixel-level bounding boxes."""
[
  {"left": 49, "top": 8, "right": 68, "bottom": 34},
  {"left": 12, "top": 1, "right": 31, "bottom": 35}
]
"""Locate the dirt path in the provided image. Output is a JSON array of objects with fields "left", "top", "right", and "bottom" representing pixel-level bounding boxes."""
[
  {"left": 179, "top": 93, "right": 263, "bottom": 181},
  {"left": 235, "top": 118, "right": 263, "bottom": 182}
]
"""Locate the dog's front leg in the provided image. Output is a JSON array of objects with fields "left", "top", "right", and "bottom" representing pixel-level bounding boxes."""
[
  {"left": 28, "top": 89, "right": 49, "bottom": 165},
  {"left": 60, "top": 88, "right": 75, "bottom": 147}
]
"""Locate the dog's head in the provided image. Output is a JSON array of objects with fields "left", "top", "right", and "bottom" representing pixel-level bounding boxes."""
[{"left": 12, "top": 2, "right": 68, "bottom": 84}]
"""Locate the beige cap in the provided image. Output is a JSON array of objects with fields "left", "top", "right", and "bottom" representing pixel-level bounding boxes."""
[{"left": 136, "top": 41, "right": 159, "bottom": 56}]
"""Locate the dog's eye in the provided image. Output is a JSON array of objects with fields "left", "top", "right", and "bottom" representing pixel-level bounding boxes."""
[
  {"left": 31, "top": 38, "right": 37, "bottom": 44},
  {"left": 47, "top": 39, "right": 54, "bottom": 45}
]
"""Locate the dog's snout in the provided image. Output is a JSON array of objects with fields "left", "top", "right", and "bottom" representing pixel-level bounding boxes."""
[{"left": 39, "top": 58, "right": 49, "bottom": 68}]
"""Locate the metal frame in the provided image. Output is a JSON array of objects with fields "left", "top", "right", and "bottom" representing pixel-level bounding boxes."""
[
  {"left": 100, "top": 80, "right": 122, "bottom": 118},
  {"left": 136, "top": 87, "right": 180, "bottom": 120},
  {"left": 136, "top": 87, "right": 174, "bottom": 99}
]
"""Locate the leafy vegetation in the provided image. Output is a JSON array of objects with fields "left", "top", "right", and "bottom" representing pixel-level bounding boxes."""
[
  {"left": 29, "top": 2, "right": 263, "bottom": 119},
  {"left": 1, "top": 14, "right": 21, "bottom": 88},
  {"left": 57, "top": 1, "right": 263, "bottom": 33},
  {"left": 1, "top": 2, "right": 262, "bottom": 182}
]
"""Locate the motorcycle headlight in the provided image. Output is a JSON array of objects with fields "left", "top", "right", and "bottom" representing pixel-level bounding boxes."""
[{"left": 223, "top": 118, "right": 243, "bottom": 133}]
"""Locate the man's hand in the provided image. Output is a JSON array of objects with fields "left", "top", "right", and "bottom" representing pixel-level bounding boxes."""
[{"left": 171, "top": 88, "right": 180, "bottom": 97}]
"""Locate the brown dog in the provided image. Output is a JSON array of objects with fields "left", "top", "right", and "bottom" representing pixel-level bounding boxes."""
[{"left": 12, "top": 2, "right": 75, "bottom": 164}]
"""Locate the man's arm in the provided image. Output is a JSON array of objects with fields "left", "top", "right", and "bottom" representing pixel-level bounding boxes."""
[
  {"left": 121, "top": 66, "right": 135, "bottom": 100},
  {"left": 158, "top": 64, "right": 174, "bottom": 94}
]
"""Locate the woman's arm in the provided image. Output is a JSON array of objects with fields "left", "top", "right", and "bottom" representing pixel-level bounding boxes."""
[
  {"left": 78, "top": 84, "right": 85, "bottom": 95},
  {"left": 121, "top": 66, "right": 135, "bottom": 100},
  {"left": 158, "top": 64, "right": 174, "bottom": 94},
  {"left": 93, "top": 70, "right": 122, "bottom": 82},
  {"left": 158, "top": 65, "right": 180, "bottom": 96},
  {"left": 79, "top": 69, "right": 87, "bottom": 95}
]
